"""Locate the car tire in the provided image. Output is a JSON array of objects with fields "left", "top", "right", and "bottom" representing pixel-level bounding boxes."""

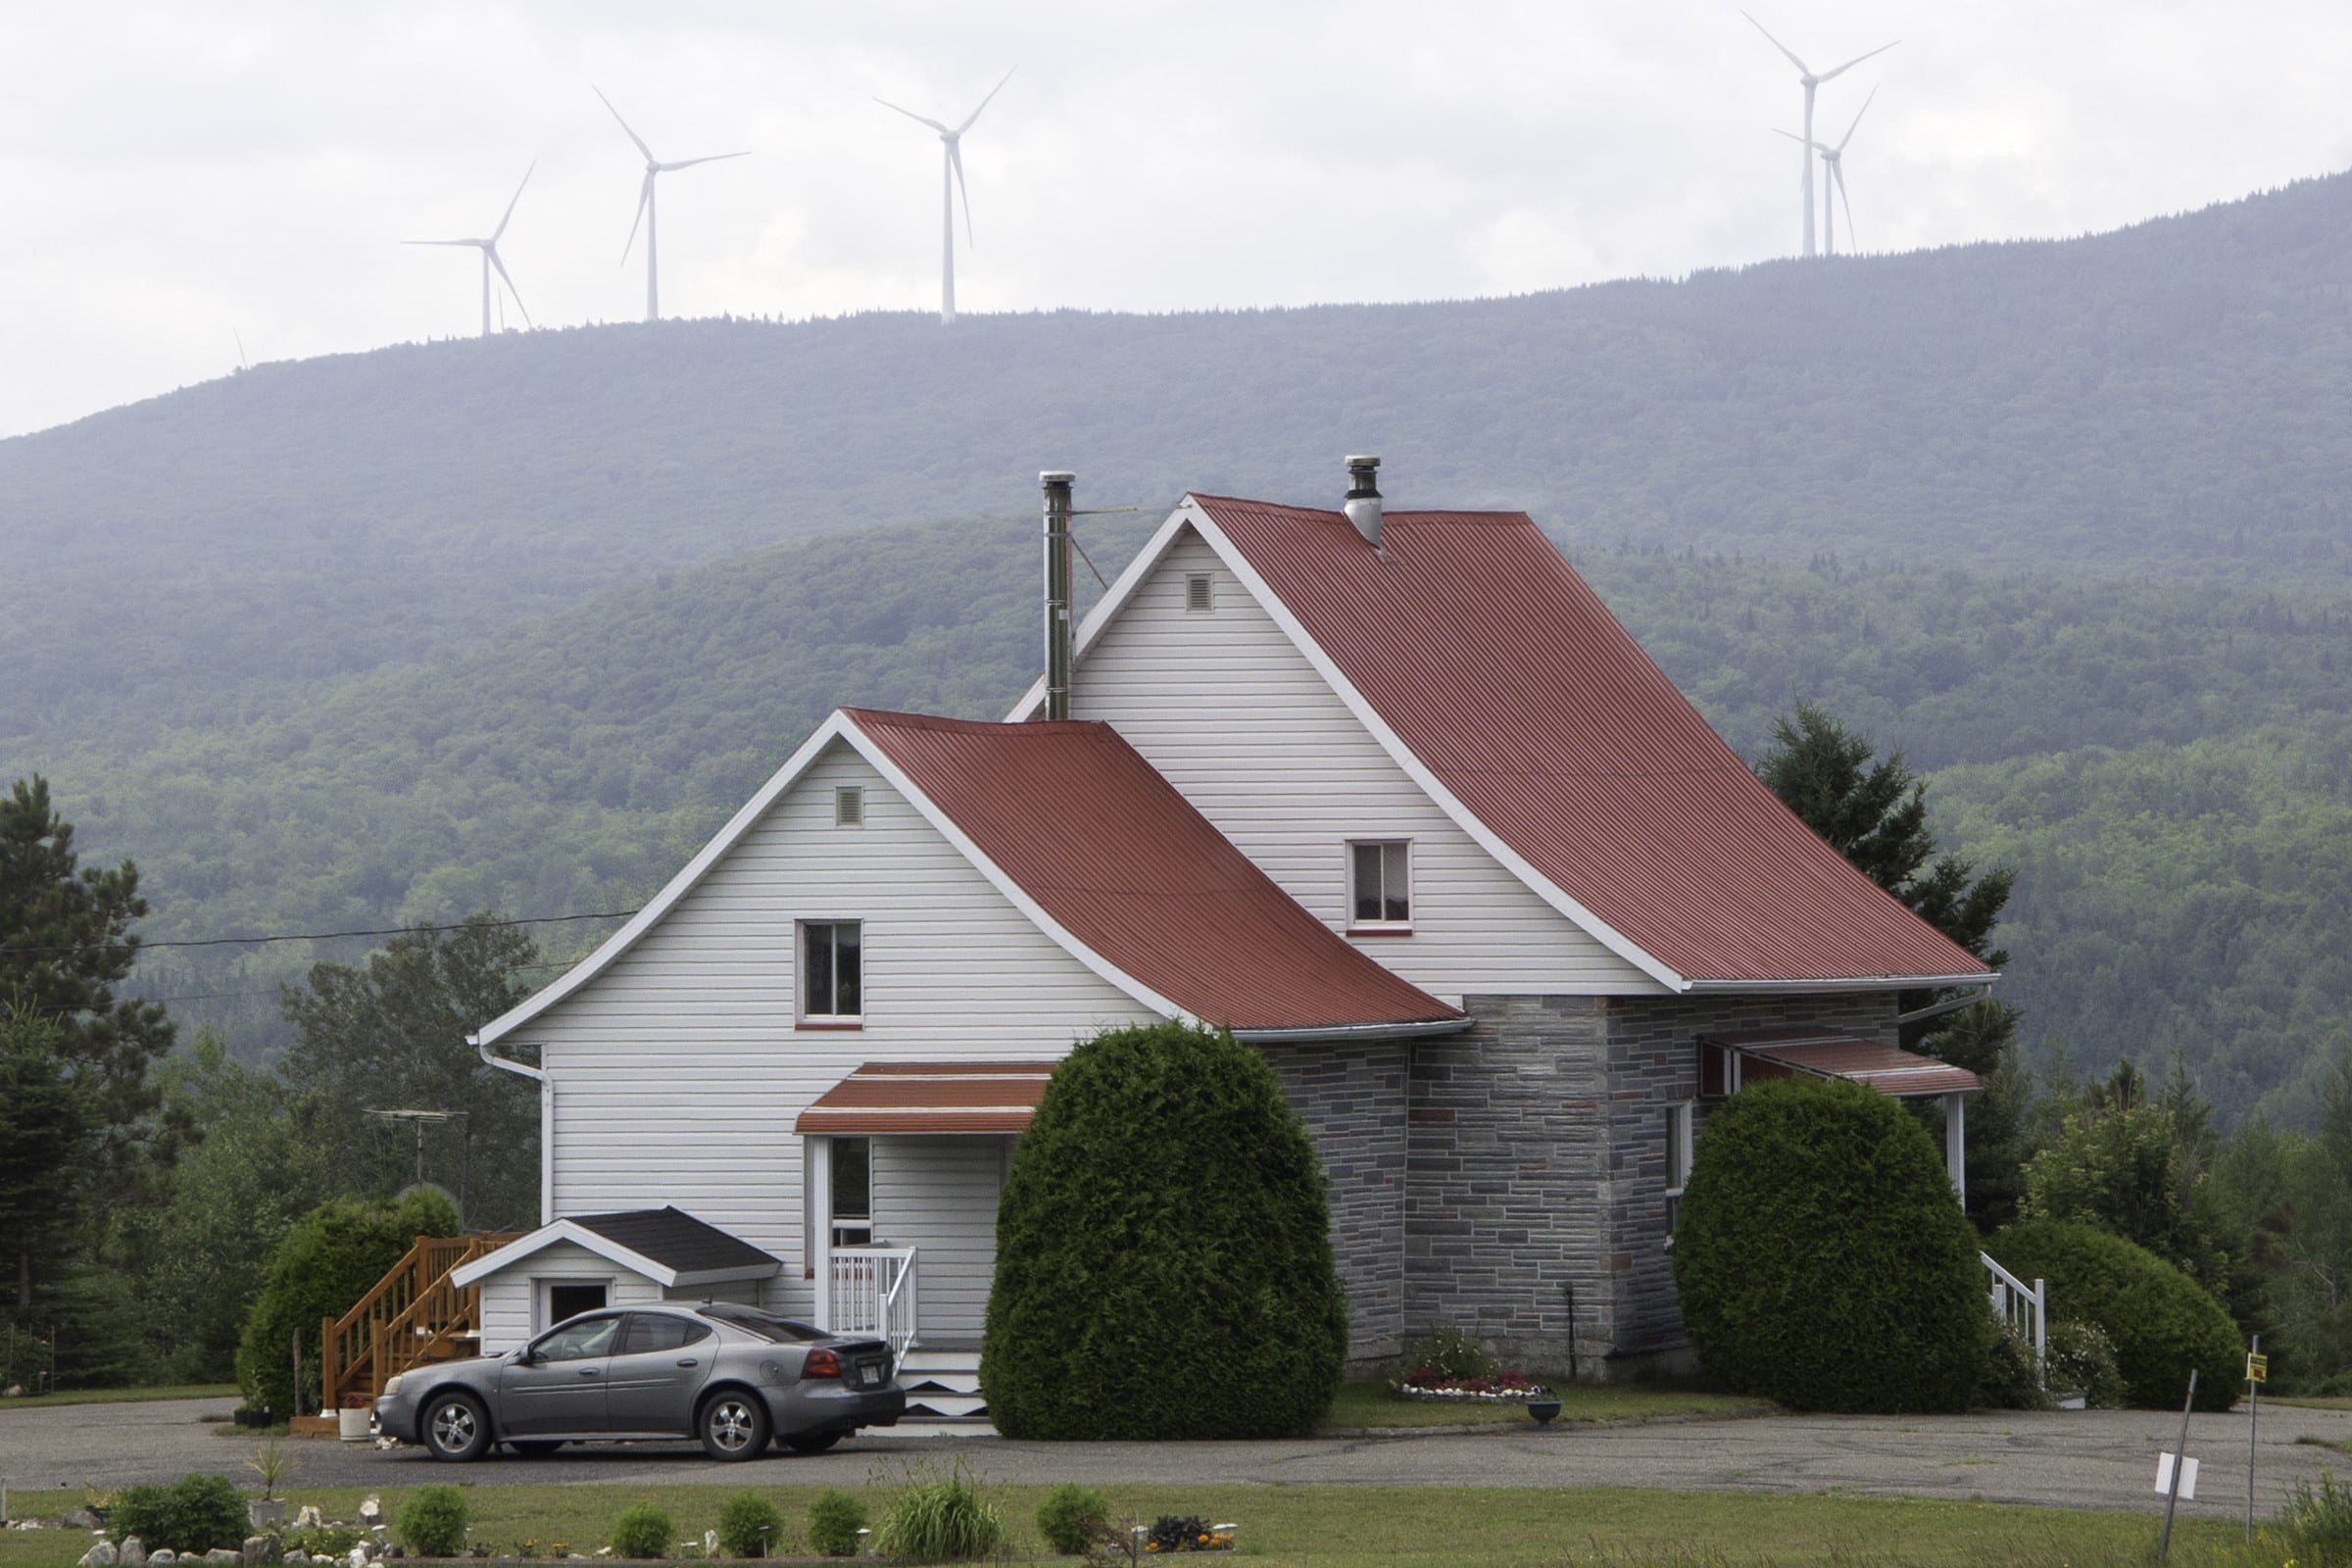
[
  {"left": 420, "top": 1392, "right": 492, "bottom": 1462},
  {"left": 508, "top": 1441, "right": 564, "bottom": 1457},
  {"left": 781, "top": 1430, "right": 843, "bottom": 1455},
  {"left": 698, "top": 1389, "right": 770, "bottom": 1462}
]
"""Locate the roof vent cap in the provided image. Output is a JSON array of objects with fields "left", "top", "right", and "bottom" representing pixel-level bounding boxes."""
[{"left": 1344, "top": 455, "right": 1383, "bottom": 545}]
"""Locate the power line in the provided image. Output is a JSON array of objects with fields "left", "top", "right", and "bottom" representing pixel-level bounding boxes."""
[
  {"left": 3, "top": 909, "right": 639, "bottom": 959},
  {"left": 140, "top": 958, "right": 580, "bottom": 1006}
]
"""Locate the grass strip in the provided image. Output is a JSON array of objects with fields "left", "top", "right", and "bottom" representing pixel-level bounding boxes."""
[
  {"left": 0, "top": 1386, "right": 237, "bottom": 1411},
  {"left": 1323, "top": 1379, "right": 1767, "bottom": 1429}
]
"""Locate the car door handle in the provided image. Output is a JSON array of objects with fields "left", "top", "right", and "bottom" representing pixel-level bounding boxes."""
[
  {"left": 676, "top": 1359, "right": 699, "bottom": 1368},
  {"left": 579, "top": 1368, "right": 600, "bottom": 1378}
]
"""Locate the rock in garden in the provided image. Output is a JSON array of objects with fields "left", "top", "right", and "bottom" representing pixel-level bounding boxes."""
[
  {"left": 64, "top": 1509, "right": 104, "bottom": 1530},
  {"left": 242, "top": 1536, "right": 270, "bottom": 1564},
  {"left": 206, "top": 1549, "right": 242, "bottom": 1565},
  {"left": 292, "top": 1510, "right": 321, "bottom": 1532},
  {"left": 148, "top": 1550, "right": 175, "bottom": 1565},
  {"left": 284, "top": 1554, "right": 307, "bottom": 1566},
  {"left": 356, "top": 1499, "right": 381, "bottom": 1528},
  {"left": 77, "top": 1542, "right": 118, "bottom": 1567},
  {"left": 347, "top": 1548, "right": 367, "bottom": 1568},
  {"left": 120, "top": 1538, "right": 145, "bottom": 1564}
]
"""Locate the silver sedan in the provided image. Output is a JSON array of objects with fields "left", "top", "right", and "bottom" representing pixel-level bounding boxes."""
[{"left": 374, "top": 1302, "right": 905, "bottom": 1461}]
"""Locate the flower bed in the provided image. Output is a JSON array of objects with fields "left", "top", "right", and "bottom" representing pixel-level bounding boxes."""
[{"left": 1394, "top": 1369, "right": 1552, "bottom": 1401}]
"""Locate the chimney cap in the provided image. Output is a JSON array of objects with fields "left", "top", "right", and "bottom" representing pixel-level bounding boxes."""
[
  {"left": 1039, "top": 469, "right": 1076, "bottom": 486},
  {"left": 1345, "top": 454, "right": 1381, "bottom": 470}
]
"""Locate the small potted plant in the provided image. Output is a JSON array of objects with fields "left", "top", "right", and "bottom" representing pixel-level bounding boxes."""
[{"left": 245, "top": 1436, "right": 299, "bottom": 1527}]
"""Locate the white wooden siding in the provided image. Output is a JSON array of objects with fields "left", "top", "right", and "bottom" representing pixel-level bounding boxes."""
[
  {"left": 870, "top": 1136, "right": 1008, "bottom": 1343},
  {"left": 1069, "top": 527, "right": 1661, "bottom": 1000},
  {"left": 513, "top": 742, "right": 1160, "bottom": 1323},
  {"left": 473, "top": 1240, "right": 663, "bottom": 1355}
]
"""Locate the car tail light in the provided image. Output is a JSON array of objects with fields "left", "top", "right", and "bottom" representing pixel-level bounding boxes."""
[{"left": 803, "top": 1348, "right": 842, "bottom": 1380}]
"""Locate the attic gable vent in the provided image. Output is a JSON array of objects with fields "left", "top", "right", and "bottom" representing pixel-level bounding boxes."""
[
  {"left": 834, "top": 785, "right": 865, "bottom": 827},
  {"left": 1185, "top": 572, "right": 1215, "bottom": 612}
]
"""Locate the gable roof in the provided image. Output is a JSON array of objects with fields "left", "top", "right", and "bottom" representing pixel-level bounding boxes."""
[
  {"left": 1020, "top": 495, "right": 1994, "bottom": 991},
  {"left": 451, "top": 1206, "right": 780, "bottom": 1290},
  {"left": 471, "top": 705, "right": 1463, "bottom": 1051},
  {"left": 845, "top": 709, "right": 1463, "bottom": 1034}
]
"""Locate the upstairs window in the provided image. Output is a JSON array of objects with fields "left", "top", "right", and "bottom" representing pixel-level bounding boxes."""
[
  {"left": 801, "top": 920, "right": 862, "bottom": 1022},
  {"left": 1349, "top": 840, "right": 1411, "bottom": 930}
]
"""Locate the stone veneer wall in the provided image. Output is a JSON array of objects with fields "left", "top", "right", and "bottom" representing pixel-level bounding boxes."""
[{"left": 1263, "top": 1040, "right": 1411, "bottom": 1364}]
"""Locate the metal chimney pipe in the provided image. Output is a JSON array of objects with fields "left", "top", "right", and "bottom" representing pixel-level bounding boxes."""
[
  {"left": 1345, "top": 455, "right": 1383, "bottom": 545},
  {"left": 1041, "top": 470, "right": 1076, "bottom": 721}
]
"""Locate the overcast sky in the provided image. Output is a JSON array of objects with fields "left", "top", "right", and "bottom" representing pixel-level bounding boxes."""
[{"left": 3, "top": 0, "right": 2346, "bottom": 439}]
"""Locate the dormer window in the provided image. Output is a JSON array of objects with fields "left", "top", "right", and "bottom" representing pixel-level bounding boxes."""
[
  {"left": 800, "top": 920, "right": 862, "bottom": 1025},
  {"left": 1348, "top": 840, "right": 1411, "bottom": 933}
]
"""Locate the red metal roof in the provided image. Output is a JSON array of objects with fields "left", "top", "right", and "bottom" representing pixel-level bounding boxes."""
[
  {"left": 845, "top": 709, "right": 1462, "bottom": 1032},
  {"left": 796, "top": 1062, "right": 1057, "bottom": 1134},
  {"left": 1191, "top": 496, "right": 1997, "bottom": 986},
  {"left": 1704, "top": 1026, "right": 1981, "bottom": 1099}
]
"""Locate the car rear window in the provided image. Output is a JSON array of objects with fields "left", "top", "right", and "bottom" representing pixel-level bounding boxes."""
[
  {"left": 701, "top": 1304, "right": 827, "bottom": 1343},
  {"left": 619, "top": 1314, "right": 714, "bottom": 1355}
]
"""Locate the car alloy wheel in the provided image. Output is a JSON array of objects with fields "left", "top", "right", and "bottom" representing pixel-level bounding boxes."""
[
  {"left": 699, "top": 1391, "right": 769, "bottom": 1461},
  {"left": 423, "top": 1393, "right": 490, "bottom": 1462}
]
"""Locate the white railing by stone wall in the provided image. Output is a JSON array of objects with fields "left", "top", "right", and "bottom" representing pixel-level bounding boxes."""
[
  {"left": 1983, "top": 1250, "right": 2045, "bottom": 1378},
  {"left": 829, "top": 1246, "right": 919, "bottom": 1359}
]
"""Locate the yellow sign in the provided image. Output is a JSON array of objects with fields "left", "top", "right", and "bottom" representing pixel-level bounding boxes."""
[{"left": 2248, "top": 1352, "right": 2270, "bottom": 1384}]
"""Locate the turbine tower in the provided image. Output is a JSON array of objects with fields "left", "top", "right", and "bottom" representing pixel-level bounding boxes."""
[
  {"left": 1776, "top": 87, "right": 1876, "bottom": 256},
  {"left": 1743, "top": 14, "right": 1894, "bottom": 258},
  {"left": 594, "top": 86, "right": 749, "bottom": 322},
  {"left": 875, "top": 68, "right": 1015, "bottom": 324},
  {"left": 402, "top": 163, "right": 535, "bottom": 337}
]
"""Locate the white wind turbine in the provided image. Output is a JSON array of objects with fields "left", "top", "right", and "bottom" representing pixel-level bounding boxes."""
[
  {"left": 403, "top": 163, "right": 534, "bottom": 337},
  {"left": 1777, "top": 86, "right": 1876, "bottom": 256},
  {"left": 594, "top": 86, "right": 750, "bottom": 322},
  {"left": 875, "top": 68, "right": 1016, "bottom": 324},
  {"left": 1743, "top": 14, "right": 1895, "bottom": 258}
]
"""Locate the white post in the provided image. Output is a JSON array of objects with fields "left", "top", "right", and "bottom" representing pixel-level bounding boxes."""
[
  {"left": 806, "top": 1136, "right": 833, "bottom": 1332},
  {"left": 1943, "top": 1093, "right": 1967, "bottom": 1205}
]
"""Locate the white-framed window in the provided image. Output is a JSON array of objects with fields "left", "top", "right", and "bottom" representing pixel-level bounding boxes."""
[
  {"left": 535, "top": 1278, "right": 610, "bottom": 1333},
  {"left": 1184, "top": 571, "right": 1215, "bottom": 612},
  {"left": 830, "top": 1135, "right": 873, "bottom": 1249},
  {"left": 834, "top": 785, "right": 865, "bottom": 827},
  {"left": 1348, "top": 840, "right": 1412, "bottom": 930},
  {"left": 800, "top": 920, "right": 863, "bottom": 1023},
  {"left": 1664, "top": 1102, "right": 1695, "bottom": 1243}
]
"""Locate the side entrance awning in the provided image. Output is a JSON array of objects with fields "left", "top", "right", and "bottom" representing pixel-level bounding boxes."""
[
  {"left": 794, "top": 1062, "right": 1059, "bottom": 1135},
  {"left": 1699, "top": 1026, "right": 1980, "bottom": 1100}
]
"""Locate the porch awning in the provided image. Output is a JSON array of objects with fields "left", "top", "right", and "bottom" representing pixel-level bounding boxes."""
[
  {"left": 794, "top": 1062, "right": 1058, "bottom": 1135},
  {"left": 1701, "top": 1026, "right": 1980, "bottom": 1100}
]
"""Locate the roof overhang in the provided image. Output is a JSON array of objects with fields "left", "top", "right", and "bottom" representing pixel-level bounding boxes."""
[
  {"left": 450, "top": 1218, "right": 782, "bottom": 1291},
  {"left": 1704, "top": 1026, "right": 1980, "bottom": 1099},
  {"left": 795, "top": 1062, "right": 1059, "bottom": 1135}
]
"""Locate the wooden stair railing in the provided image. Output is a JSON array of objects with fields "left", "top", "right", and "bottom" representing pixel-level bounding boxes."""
[{"left": 320, "top": 1232, "right": 521, "bottom": 1412}]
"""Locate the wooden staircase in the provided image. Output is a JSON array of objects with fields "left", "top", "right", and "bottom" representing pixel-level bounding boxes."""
[{"left": 318, "top": 1232, "right": 521, "bottom": 1415}]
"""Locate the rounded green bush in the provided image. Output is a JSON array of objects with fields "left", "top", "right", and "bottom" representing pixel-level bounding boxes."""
[
  {"left": 2044, "top": 1318, "right": 2128, "bottom": 1409},
  {"left": 982, "top": 1022, "right": 1348, "bottom": 1439},
  {"left": 109, "top": 1475, "right": 248, "bottom": 1555},
  {"left": 1037, "top": 1484, "right": 1109, "bottom": 1555},
  {"left": 716, "top": 1493, "right": 785, "bottom": 1558},
  {"left": 1670, "top": 1075, "right": 1986, "bottom": 1412},
  {"left": 609, "top": 1501, "right": 673, "bottom": 1560},
  {"left": 807, "top": 1491, "right": 868, "bottom": 1559},
  {"left": 1988, "top": 1219, "right": 2242, "bottom": 1411},
  {"left": 395, "top": 1484, "right": 471, "bottom": 1558}
]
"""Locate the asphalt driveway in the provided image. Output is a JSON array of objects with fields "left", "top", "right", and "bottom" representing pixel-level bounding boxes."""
[{"left": 5, "top": 1396, "right": 2348, "bottom": 1524}]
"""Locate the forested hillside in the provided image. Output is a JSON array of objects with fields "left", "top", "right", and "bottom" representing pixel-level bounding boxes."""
[
  {"left": 8, "top": 170, "right": 2352, "bottom": 760},
  {"left": 29, "top": 509, "right": 2352, "bottom": 1127}
]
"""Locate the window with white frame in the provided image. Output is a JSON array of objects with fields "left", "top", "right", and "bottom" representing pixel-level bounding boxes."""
[
  {"left": 801, "top": 920, "right": 862, "bottom": 1021},
  {"left": 1348, "top": 840, "right": 1411, "bottom": 929},
  {"left": 830, "top": 1135, "right": 872, "bottom": 1249},
  {"left": 1664, "top": 1102, "right": 1695, "bottom": 1242}
]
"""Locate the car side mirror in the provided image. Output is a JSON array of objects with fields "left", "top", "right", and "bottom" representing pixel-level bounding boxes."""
[{"left": 515, "top": 1348, "right": 540, "bottom": 1366}]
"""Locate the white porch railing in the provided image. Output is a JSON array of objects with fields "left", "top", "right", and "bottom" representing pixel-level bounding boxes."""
[
  {"left": 1983, "top": 1250, "right": 2046, "bottom": 1380},
  {"left": 829, "top": 1246, "right": 919, "bottom": 1360}
]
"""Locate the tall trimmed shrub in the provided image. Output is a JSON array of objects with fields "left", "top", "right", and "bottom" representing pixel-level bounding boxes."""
[
  {"left": 981, "top": 1021, "right": 1348, "bottom": 1438},
  {"left": 1988, "top": 1219, "right": 2242, "bottom": 1411},
  {"left": 1671, "top": 1075, "right": 1986, "bottom": 1412}
]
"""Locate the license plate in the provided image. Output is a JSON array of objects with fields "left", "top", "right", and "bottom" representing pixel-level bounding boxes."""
[{"left": 858, "top": 1364, "right": 883, "bottom": 1388}]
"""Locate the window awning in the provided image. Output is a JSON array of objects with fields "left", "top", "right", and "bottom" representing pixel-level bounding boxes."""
[
  {"left": 1701, "top": 1026, "right": 1979, "bottom": 1100},
  {"left": 794, "top": 1062, "right": 1058, "bottom": 1135}
]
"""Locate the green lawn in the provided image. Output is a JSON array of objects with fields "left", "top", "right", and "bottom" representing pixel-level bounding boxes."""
[
  {"left": 0, "top": 1385, "right": 236, "bottom": 1411},
  {"left": 1322, "top": 1379, "right": 1767, "bottom": 1429},
  {"left": 0, "top": 1483, "right": 2288, "bottom": 1567}
]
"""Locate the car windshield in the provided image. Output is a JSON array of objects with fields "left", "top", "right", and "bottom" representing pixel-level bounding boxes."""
[
  {"left": 700, "top": 1304, "right": 827, "bottom": 1343},
  {"left": 532, "top": 1314, "right": 622, "bottom": 1361}
]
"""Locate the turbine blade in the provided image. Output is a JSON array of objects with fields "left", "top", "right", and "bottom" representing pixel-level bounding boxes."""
[
  {"left": 593, "top": 85, "right": 657, "bottom": 163},
  {"left": 1817, "top": 40, "right": 1897, "bottom": 83},
  {"left": 956, "top": 66, "right": 1016, "bottom": 136},
  {"left": 492, "top": 160, "right": 535, "bottom": 243},
  {"left": 660, "top": 151, "right": 751, "bottom": 172},
  {"left": 1835, "top": 162, "right": 1856, "bottom": 248},
  {"left": 875, "top": 97, "right": 950, "bottom": 134},
  {"left": 621, "top": 171, "right": 653, "bottom": 265},
  {"left": 1741, "top": 12, "right": 1810, "bottom": 74},
  {"left": 402, "top": 238, "right": 480, "bottom": 247},
  {"left": 487, "top": 245, "right": 531, "bottom": 327},
  {"left": 1837, "top": 86, "right": 1877, "bottom": 152},
  {"left": 950, "top": 140, "right": 973, "bottom": 246}
]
